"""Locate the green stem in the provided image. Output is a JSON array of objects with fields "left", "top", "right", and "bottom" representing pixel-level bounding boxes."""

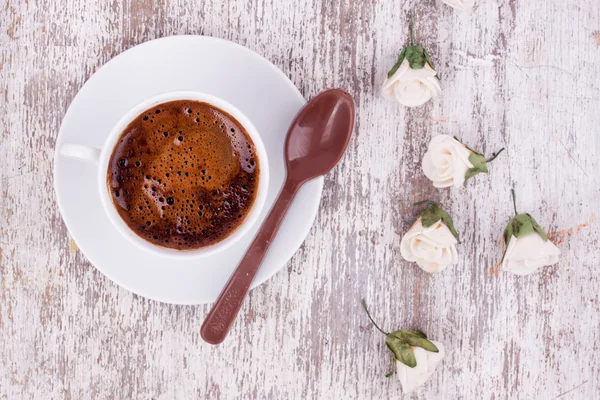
[
  {"left": 409, "top": 10, "right": 415, "bottom": 46},
  {"left": 486, "top": 148, "right": 505, "bottom": 163},
  {"left": 511, "top": 189, "right": 518, "bottom": 216},
  {"left": 361, "top": 300, "right": 388, "bottom": 335}
]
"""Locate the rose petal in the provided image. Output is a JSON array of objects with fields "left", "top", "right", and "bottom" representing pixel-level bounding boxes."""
[
  {"left": 383, "top": 59, "right": 410, "bottom": 87},
  {"left": 382, "top": 59, "right": 411, "bottom": 101},
  {"left": 419, "top": 76, "right": 442, "bottom": 97},
  {"left": 395, "top": 81, "right": 431, "bottom": 107},
  {"left": 400, "top": 218, "right": 426, "bottom": 261},
  {"left": 397, "top": 341, "right": 445, "bottom": 393},
  {"left": 425, "top": 75, "right": 442, "bottom": 94},
  {"left": 400, "top": 240, "right": 417, "bottom": 262},
  {"left": 381, "top": 59, "right": 441, "bottom": 107},
  {"left": 417, "top": 259, "right": 444, "bottom": 273},
  {"left": 424, "top": 153, "right": 455, "bottom": 181},
  {"left": 381, "top": 80, "right": 396, "bottom": 101},
  {"left": 405, "top": 64, "right": 438, "bottom": 80},
  {"left": 416, "top": 240, "right": 443, "bottom": 262},
  {"left": 442, "top": 0, "right": 475, "bottom": 10},
  {"left": 421, "top": 135, "right": 472, "bottom": 187},
  {"left": 451, "top": 138, "right": 474, "bottom": 168},
  {"left": 502, "top": 233, "right": 560, "bottom": 275},
  {"left": 506, "top": 233, "right": 560, "bottom": 261},
  {"left": 436, "top": 246, "right": 456, "bottom": 266},
  {"left": 421, "top": 221, "right": 458, "bottom": 246},
  {"left": 434, "top": 158, "right": 455, "bottom": 179},
  {"left": 401, "top": 220, "right": 458, "bottom": 272}
]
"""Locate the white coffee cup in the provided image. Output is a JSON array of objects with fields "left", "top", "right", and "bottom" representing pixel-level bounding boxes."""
[{"left": 60, "top": 91, "right": 269, "bottom": 259}]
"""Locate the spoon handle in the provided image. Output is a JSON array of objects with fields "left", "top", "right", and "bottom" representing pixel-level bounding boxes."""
[{"left": 201, "top": 179, "right": 300, "bottom": 344}]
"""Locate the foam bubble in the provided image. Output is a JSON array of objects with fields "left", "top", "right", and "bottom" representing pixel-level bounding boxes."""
[{"left": 107, "top": 99, "right": 260, "bottom": 250}]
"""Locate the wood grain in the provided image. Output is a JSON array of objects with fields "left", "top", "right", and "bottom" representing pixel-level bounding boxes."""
[{"left": 1, "top": 0, "right": 599, "bottom": 398}]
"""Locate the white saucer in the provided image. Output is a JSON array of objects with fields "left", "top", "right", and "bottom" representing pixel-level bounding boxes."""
[{"left": 54, "top": 36, "right": 323, "bottom": 304}]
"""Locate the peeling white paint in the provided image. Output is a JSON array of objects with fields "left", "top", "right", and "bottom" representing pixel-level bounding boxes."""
[{"left": 1, "top": 0, "right": 599, "bottom": 398}]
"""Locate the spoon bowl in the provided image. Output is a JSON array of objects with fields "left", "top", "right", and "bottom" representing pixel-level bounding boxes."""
[
  {"left": 201, "top": 89, "right": 355, "bottom": 344},
  {"left": 285, "top": 90, "right": 355, "bottom": 183}
]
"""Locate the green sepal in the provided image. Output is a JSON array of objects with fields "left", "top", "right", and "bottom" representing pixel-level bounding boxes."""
[
  {"left": 385, "top": 330, "right": 439, "bottom": 368},
  {"left": 465, "top": 151, "right": 488, "bottom": 180},
  {"left": 501, "top": 213, "right": 549, "bottom": 261},
  {"left": 451, "top": 137, "right": 489, "bottom": 181},
  {"left": 385, "top": 354, "right": 396, "bottom": 378},
  {"left": 403, "top": 329, "right": 427, "bottom": 339},
  {"left": 386, "top": 338, "right": 416, "bottom": 368},
  {"left": 416, "top": 201, "right": 459, "bottom": 241},
  {"left": 530, "top": 215, "right": 549, "bottom": 241},
  {"left": 504, "top": 213, "right": 548, "bottom": 242},
  {"left": 387, "top": 48, "right": 407, "bottom": 78},
  {"left": 405, "top": 45, "right": 427, "bottom": 69},
  {"left": 361, "top": 300, "right": 439, "bottom": 375},
  {"left": 387, "top": 45, "right": 439, "bottom": 79},
  {"left": 396, "top": 331, "right": 439, "bottom": 352},
  {"left": 423, "top": 48, "right": 441, "bottom": 80}
]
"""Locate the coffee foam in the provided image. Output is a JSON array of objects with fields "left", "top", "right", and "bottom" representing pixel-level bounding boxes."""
[{"left": 107, "top": 100, "right": 259, "bottom": 250}]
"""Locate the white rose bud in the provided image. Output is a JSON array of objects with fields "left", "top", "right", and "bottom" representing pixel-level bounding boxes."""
[
  {"left": 397, "top": 341, "right": 446, "bottom": 393},
  {"left": 382, "top": 58, "right": 441, "bottom": 107},
  {"left": 422, "top": 135, "right": 505, "bottom": 188},
  {"left": 422, "top": 135, "right": 473, "bottom": 188},
  {"left": 382, "top": 13, "right": 441, "bottom": 108},
  {"left": 400, "top": 202, "right": 459, "bottom": 273},
  {"left": 362, "top": 301, "right": 446, "bottom": 393},
  {"left": 501, "top": 189, "right": 560, "bottom": 275},
  {"left": 502, "top": 233, "right": 561, "bottom": 275},
  {"left": 441, "top": 0, "right": 475, "bottom": 10}
]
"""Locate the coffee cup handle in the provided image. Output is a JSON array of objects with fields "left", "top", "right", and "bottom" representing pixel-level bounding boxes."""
[{"left": 60, "top": 144, "right": 101, "bottom": 165}]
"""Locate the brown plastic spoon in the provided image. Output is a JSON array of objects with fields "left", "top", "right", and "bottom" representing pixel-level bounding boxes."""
[{"left": 201, "top": 89, "right": 355, "bottom": 344}]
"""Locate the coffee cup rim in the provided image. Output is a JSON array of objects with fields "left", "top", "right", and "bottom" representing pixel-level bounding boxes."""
[{"left": 97, "top": 91, "right": 270, "bottom": 259}]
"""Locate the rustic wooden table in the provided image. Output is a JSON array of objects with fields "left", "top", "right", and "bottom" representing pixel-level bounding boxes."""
[{"left": 2, "top": 0, "right": 599, "bottom": 398}]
